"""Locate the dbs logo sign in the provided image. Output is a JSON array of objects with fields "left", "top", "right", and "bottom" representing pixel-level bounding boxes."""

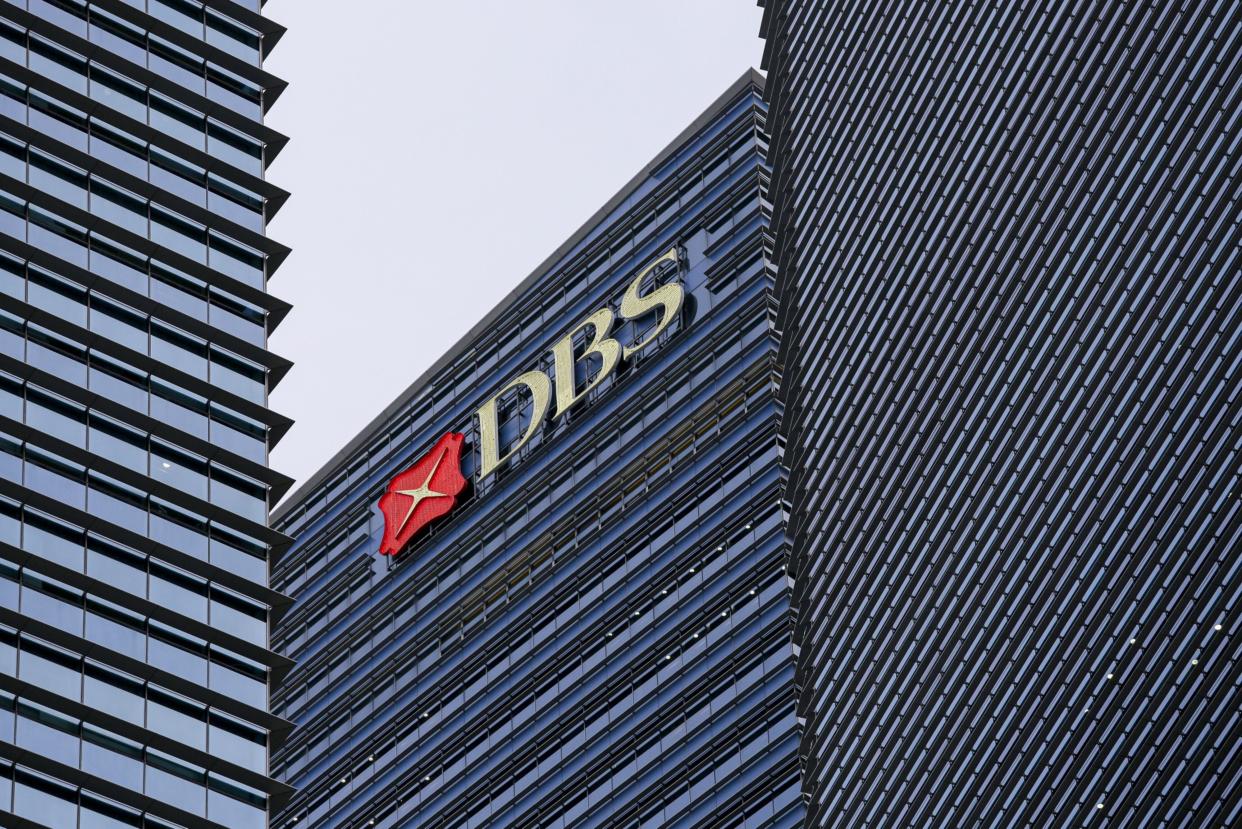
[
  {"left": 377, "top": 248, "right": 683, "bottom": 556},
  {"left": 378, "top": 433, "right": 467, "bottom": 555}
]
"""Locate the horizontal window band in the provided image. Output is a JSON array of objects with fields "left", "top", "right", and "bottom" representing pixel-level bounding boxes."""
[
  {"left": 0, "top": 347, "right": 290, "bottom": 499},
  {"left": 0, "top": 5, "right": 282, "bottom": 147},
  {"left": 0, "top": 605, "right": 294, "bottom": 743},
  {"left": 0, "top": 470, "right": 290, "bottom": 609},
  {"left": 0, "top": 729, "right": 281, "bottom": 829},
  {"left": 0, "top": 231, "right": 293, "bottom": 392},
  {"left": 0, "top": 53, "right": 286, "bottom": 201},
  {"left": 0, "top": 532, "right": 289, "bottom": 672},
  {"left": 0, "top": 112, "right": 279, "bottom": 255},
  {"left": 0, "top": 671, "right": 290, "bottom": 797}
]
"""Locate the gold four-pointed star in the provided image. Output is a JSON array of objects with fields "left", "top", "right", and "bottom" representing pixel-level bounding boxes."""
[{"left": 393, "top": 446, "right": 452, "bottom": 536}]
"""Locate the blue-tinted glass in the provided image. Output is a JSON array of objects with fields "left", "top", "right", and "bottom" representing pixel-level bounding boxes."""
[
  {"left": 26, "top": 389, "right": 86, "bottom": 447},
  {"left": 29, "top": 37, "right": 87, "bottom": 94},
  {"left": 146, "top": 751, "right": 206, "bottom": 815},
  {"left": 209, "top": 715, "right": 265, "bottom": 772},
  {"left": 150, "top": 498, "right": 208, "bottom": 560},
  {"left": 80, "top": 792, "right": 144, "bottom": 829},
  {"left": 148, "top": 691, "right": 206, "bottom": 750},
  {"left": 85, "top": 601, "right": 146, "bottom": 661},
  {"left": 150, "top": 380, "right": 208, "bottom": 438},
  {"left": 88, "top": 414, "right": 148, "bottom": 473},
  {"left": 20, "top": 572, "right": 84, "bottom": 634},
  {"left": 149, "top": 563, "right": 207, "bottom": 622},
  {"left": 210, "top": 658, "right": 265, "bottom": 708},
  {"left": 18, "top": 640, "right": 80, "bottom": 699},
  {"left": 0, "top": 693, "right": 13, "bottom": 743},
  {"left": 83, "top": 663, "right": 145, "bottom": 724},
  {"left": 23, "top": 510, "right": 84, "bottom": 570},
  {"left": 87, "top": 473, "right": 149, "bottom": 534},
  {"left": 148, "top": 625, "right": 207, "bottom": 685},
  {"left": 29, "top": 0, "right": 88, "bottom": 37},
  {"left": 86, "top": 536, "right": 146, "bottom": 596},
  {"left": 16, "top": 701, "right": 79, "bottom": 766},
  {"left": 209, "top": 533, "right": 265, "bottom": 583},
  {"left": 13, "top": 769, "right": 78, "bottom": 827},
  {"left": 83, "top": 727, "right": 144, "bottom": 791},
  {"left": 208, "top": 784, "right": 264, "bottom": 829}
]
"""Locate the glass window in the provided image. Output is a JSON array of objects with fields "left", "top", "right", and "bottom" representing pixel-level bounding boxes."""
[
  {"left": 90, "top": 295, "right": 148, "bottom": 353},
  {"left": 23, "top": 508, "right": 85, "bottom": 570},
  {"left": 86, "top": 535, "right": 146, "bottom": 596},
  {"left": 147, "top": 687, "right": 206, "bottom": 750},
  {"left": 209, "top": 650, "right": 265, "bottom": 708},
  {"left": 150, "top": 262, "right": 207, "bottom": 320},
  {"left": 150, "top": 92, "right": 205, "bottom": 149},
  {"left": 85, "top": 596, "right": 146, "bottom": 661},
  {"left": 207, "top": 120, "right": 262, "bottom": 176},
  {"left": 150, "top": 378, "right": 208, "bottom": 438},
  {"left": 208, "top": 710, "right": 265, "bottom": 772},
  {"left": 88, "top": 233, "right": 148, "bottom": 294},
  {"left": 149, "top": 560, "right": 207, "bottom": 622},
  {"left": 28, "top": 267, "right": 87, "bottom": 327},
  {"left": 88, "top": 412, "right": 148, "bottom": 473},
  {"left": 83, "top": 661, "right": 145, "bottom": 724},
  {"left": 88, "top": 65, "right": 146, "bottom": 122},
  {"left": 26, "top": 385, "right": 86, "bottom": 448},
  {"left": 207, "top": 776, "right": 265, "bottom": 829},
  {"left": 88, "top": 351, "right": 148, "bottom": 414},
  {"left": 151, "top": 206, "right": 206, "bottom": 262},
  {"left": 146, "top": 749, "right": 206, "bottom": 815},
  {"left": 29, "top": 36, "right": 87, "bottom": 94},
  {"left": 20, "top": 570, "right": 84, "bottom": 634},
  {"left": 209, "top": 527, "right": 265, "bottom": 584},
  {"left": 148, "top": 622, "right": 208, "bottom": 685},
  {"left": 12, "top": 767, "right": 78, "bottom": 828},
  {"left": 91, "top": 179, "right": 149, "bottom": 237},
  {"left": 24, "top": 444, "right": 87, "bottom": 510},
  {"left": 87, "top": 471, "right": 149, "bottom": 534},
  {"left": 151, "top": 322, "right": 208, "bottom": 379},
  {"left": 82, "top": 725, "right": 144, "bottom": 791},
  {"left": 210, "top": 465, "right": 265, "bottom": 522},
  {"left": 18, "top": 637, "right": 81, "bottom": 699},
  {"left": 81, "top": 790, "right": 144, "bottom": 829},
  {"left": 150, "top": 497, "right": 208, "bottom": 560}
]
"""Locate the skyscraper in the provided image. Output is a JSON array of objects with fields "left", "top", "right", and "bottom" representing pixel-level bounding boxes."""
[
  {"left": 269, "top": 72, "right": 805, "bottom": 828},
  {"left": 759, "top": 1, "right": 1242, "bottom": 824},
  {"left": 0, "top": 1, "right": 292, "bottom": 827}
]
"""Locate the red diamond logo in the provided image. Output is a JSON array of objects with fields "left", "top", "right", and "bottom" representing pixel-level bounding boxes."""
[{"left": 377, "top": 432, "right": 467, "bottom": 556}]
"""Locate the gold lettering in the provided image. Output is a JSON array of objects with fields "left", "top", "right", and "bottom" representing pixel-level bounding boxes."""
[
  {"left": 620, "top": 248, "right": 683, "bottom": 358},
  {"left": 476, "top": 370, "right": 551, "bottom": 479},
  {"left": 553, "top": 308, "right": 621, "bottom": 416}
]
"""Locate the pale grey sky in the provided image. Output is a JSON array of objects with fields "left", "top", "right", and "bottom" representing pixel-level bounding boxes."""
[{"left": 264, "top": 1, "right": 764, "bottom": 494}]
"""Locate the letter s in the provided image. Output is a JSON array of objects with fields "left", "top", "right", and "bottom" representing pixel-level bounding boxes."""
[{"left": 620, "top": 247, "right": 683, "bottom": 359}]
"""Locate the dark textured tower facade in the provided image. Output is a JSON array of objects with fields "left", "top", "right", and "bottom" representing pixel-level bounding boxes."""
[
  {"left": 0, "top": 1, "right": 294, "bottom": 827},
  {"left": 268, "top": 73, "right": 806, "bottom": 828},
  {"left": 759, "top": 1, "right": 1242, "bottom": 825}
]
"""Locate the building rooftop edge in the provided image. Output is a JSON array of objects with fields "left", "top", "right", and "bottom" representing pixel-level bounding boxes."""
[{"left": 271, "top": 67, "right": 766, "bottom": 523}]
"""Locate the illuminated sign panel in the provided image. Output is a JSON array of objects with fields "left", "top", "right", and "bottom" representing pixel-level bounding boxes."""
[
  {"left": 377, "top": 432, "right": 468, "bottom": 555},
  {"left": 377, "top": 247, "right": 682, "bottom": 555}
]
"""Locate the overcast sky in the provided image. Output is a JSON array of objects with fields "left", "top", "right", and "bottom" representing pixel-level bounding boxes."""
[{"left": 264, "top": 1, "right": 764, "bottom": 495}]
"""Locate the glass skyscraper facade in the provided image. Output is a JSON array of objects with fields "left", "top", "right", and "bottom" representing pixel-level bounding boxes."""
[
  {"left": 0, "top": 1, "right": 292, "bottom": 827},
  {"left": 269, "top": 72, "right": 806, "bottom": 828},
  {"left": 760, "top": 0, "right": 1242, "bottom": 825}
]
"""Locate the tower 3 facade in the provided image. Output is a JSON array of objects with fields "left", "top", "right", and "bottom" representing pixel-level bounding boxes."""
[
  {"left": 269, "top": 72, "right": 804, "bottom": 828},
  {"left": 759, "top": 0, "right": 1242, "bottom": 825},
  {"left": 0, "top": 1, "right": 294, "bottom": 827}
]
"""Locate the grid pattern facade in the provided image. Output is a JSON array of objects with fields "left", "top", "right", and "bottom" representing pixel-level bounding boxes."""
[
  {"left": 759, "top": 0, "right": 1242, "bottom": 825},
  {"left": 269, "top": 74, "right": 805, "bottom": 829},
  {"left": 0, "top": 1, "right": 293, "bottom": 827}
]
